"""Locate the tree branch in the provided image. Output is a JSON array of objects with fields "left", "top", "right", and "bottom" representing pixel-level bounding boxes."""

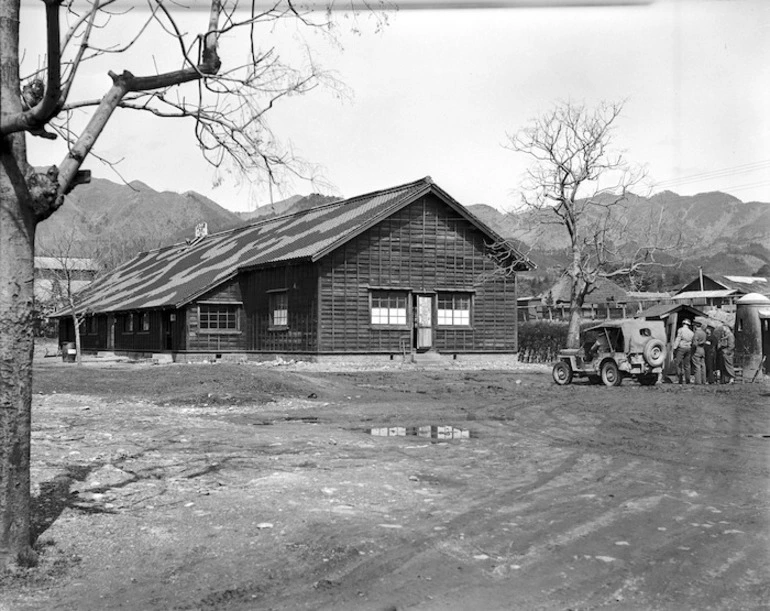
[{"left": 2, "top": 0, "right": 62, "bottom": 138}]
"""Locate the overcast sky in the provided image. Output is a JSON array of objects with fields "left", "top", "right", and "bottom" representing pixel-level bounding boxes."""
[{"left": 23, "top": 0, "right": 770, "bottom": 212}]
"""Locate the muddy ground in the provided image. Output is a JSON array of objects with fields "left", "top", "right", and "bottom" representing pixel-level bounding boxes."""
[{"left": 1, "top": 355, "right": 769, "bottom": 611}]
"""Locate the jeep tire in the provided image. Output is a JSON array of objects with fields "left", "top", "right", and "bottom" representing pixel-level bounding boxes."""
[
  {"left": 601, "top": 360, "right": 622, "bottom": 386},
  {"left": 552, "top": 361, "right": 573, "bottom": 385}
]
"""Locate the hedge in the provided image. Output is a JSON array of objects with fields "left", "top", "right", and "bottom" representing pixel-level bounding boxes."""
[{"left": 517, "top": 320, "right": 599, "bottom": 364}]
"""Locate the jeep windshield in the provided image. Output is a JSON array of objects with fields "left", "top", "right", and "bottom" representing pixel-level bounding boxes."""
[{"left": 584, "top": 326, "right": 624, "bottom": 353}]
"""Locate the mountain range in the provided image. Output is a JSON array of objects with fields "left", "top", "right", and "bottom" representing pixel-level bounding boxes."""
[
  {"left": 468, "top": 190, "right": 770, "bottom": 281},
  {"left": 35, "top": 178, "right": 770, "bottom": 289}
]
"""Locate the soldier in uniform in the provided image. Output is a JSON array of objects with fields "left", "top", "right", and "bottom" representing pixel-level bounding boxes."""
[
  {"left": 718, "top": 324, "right": 736, "bottom": 384},
  {"left": 704, "top": 322, "right": 717, "bottom": 384},
  {"left": 673, "top": 318, "right": 693, "bottom": 384},
  {"left": 690, "top": 318, "right": 707, "bottom": 385}
]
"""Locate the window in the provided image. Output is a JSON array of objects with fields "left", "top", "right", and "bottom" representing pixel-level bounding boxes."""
[
  {"left": 437, "top": 293, "right": 471, "bottom": 326},
  {"left": 86, "top": 316, "right": 97, "bottom": 335},
  {"left": 199, "top": 304, "right": 239, "bottom": 331},
  {"left": 371, "top": 291, "right": 408, "bottom": 326},
  {"left": 125, "top": 313, "right": 134, "bottom": 333},
  {"left": 269, "top": 292, "right": 288, "bottom": 327},
  {"left": 140, "top": 312, "right": 150, "bottom": 332}
]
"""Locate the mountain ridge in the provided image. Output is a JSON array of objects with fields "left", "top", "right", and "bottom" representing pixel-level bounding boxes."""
[{"left": 35, "top": 178, "right": 770, "bottom": 285}]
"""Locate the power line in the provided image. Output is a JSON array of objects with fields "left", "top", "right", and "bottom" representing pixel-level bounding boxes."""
[
  {"left": 653, "top": 159, "right": 770, "bottom": 189},
  {"left": 718, "top": 180, "right": 770, "bottom": 193}
]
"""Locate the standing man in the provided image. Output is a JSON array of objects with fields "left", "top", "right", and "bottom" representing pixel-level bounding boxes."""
[
  {"left": 718, "top": 324, "right": 736, "bottom": 384},
  {"left": 711, "top": 322, "right": 725, "bottom": 383},
  {"left": 704, "top": 322, "right": 717, "bottom": 384},
  {"left": 691, "top": 319, "right": 707, "bottom": 385},
  {"left": 673, "top": 318, "right": 694, "bottom": 384}
]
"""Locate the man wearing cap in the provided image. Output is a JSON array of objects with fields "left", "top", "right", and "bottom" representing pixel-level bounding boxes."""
[
  {"left": 673, "top": 318, "right": 694, "bottom": 384},
  {"left": 704, "top": 322, "right": 717, "bottom": 384},
  {"left": 691, "top": 319, "right": 707, "bottom": 385}
]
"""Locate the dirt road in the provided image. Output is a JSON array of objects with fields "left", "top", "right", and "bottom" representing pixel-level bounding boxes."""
[{"left": 2, "top": 360, "right": 768, "bottom": 610}]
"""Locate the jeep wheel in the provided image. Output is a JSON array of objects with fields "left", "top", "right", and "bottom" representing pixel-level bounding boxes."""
[
  {"left": 601, "top": 361, "right": 622, "bottom": 387},
  {"left": 552, "top": 361, "right": 573, "bottom": 385},
  {"left": 643, "top": 339, "right": 666, "bottom": 367}
]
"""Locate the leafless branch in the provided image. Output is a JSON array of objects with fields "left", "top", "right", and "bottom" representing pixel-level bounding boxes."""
[{"left": 502, "top": 99, "right": 685, "bottom": 347}]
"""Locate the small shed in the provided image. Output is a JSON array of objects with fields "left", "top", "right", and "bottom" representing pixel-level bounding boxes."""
[
  {"left": 672, "top": 273, "right": 769, "bottom": 308},
  {"left": 636, "top": 303, "right": 708, "bottom": 376}
]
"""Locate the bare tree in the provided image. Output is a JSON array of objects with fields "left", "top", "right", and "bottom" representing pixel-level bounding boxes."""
[
  {"left": 505, "top": 100, "right": 682, "bottom": 348},
  {"left": 37, "top": 228, "right": 101, "bottom": 364},
  {"left": 0, "top": 0, "right": 385, "bottom": 568}
]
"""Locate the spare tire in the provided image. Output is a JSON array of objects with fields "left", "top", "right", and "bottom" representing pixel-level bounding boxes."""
[{"left": 643, "top": 339, "right": 666, "bottom": 367}]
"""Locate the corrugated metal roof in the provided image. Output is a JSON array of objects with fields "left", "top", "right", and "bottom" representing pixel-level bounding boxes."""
[
  {"left": 66, "top": 177, "right": 531, "bottom": 314},
  {"left": 626, "top": 291, "right": 671, "bottom": 300},
  {"left": 722, "top": 275, "right": 768, "bottom": 286},
  {"left": 672, "top": 289, "right": 738, "bottom": 300},
  {"left": 635, "top": 303, "right": 706, "bottom": 320}
]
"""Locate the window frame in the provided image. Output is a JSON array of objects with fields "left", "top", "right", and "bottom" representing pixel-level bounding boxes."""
[
  {"left": 198, "top": 303, "right": 241, "bottom": 334},
  {"left": 268, "top": 291, "right": 289, "bottom": 330},
  {"left": 436, "top": 292, "right": 473, "bottom": 328},
  {"left": 370, "top": 290, "right": 409, "bottom": 328}
]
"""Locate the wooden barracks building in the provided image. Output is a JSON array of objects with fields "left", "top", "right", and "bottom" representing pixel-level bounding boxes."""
[{"left": 57, "top": 177, "right": 533, "bottom": 361}]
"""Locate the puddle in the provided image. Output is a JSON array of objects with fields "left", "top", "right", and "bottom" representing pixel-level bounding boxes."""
[{"left": 367, "top": 425, "right": 472, "bottom": 440}]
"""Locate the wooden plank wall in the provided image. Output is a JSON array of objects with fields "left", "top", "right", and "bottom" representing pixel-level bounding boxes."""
[
  {"left": 317, "top": 193, "right": 518, "bottom": 353},
  {"left": 240, "top": 263, "right": 318, "bottom": 352},
  {"left": 113, "top": 310, "right": 165, "bottom": 352},
  {"left": 186, "top": 279, "right": 247, "bottom": 352}
]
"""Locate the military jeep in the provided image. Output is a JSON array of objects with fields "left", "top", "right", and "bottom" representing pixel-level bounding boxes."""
[{"left": 552, "top": 319, "right": 667, "bottom": 386}]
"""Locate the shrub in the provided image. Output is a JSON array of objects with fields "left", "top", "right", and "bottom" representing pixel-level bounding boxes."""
[
  {"left": 518, "top": 320, "right": 569, "bottom": 364},
  {"left": 517, "top": 320, "right": 599, "bottom": 363}
]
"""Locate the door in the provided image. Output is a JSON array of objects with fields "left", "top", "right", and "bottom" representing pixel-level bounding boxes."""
[
  {"left": 163, "top": 310, "right": 178, "bottom": 351},
  {"left": 106, "top": 314, "right": 115, "bottom": 351},
  {"left": 415, "top": 295, "right": 434, "bottom": 350}
]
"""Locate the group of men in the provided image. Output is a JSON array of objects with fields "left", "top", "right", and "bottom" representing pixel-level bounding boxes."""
[{"left": 672, "top": 317, "right": 736, "bottom": 385}]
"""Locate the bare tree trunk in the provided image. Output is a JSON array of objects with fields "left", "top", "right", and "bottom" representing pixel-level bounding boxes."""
[
  {"left": 0, "top": 0, "right": 36, "bottom": 568},
  {"left": 0, "top": 145, "right": 37, "bottom": 569},
  {"left": 565, "top": 254, "right": 586, "bottom": 349},
  {"left": 566, "top": 306, "right": 582, "bottom": 349},
  {"left": 71, "top": 312, "right": 82, "bottom": 366}
]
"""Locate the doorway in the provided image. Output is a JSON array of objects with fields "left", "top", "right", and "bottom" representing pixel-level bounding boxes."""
[
  {"left": 106, "top": 314, "right": 115, "bottom": 351},
  {"left": 414, "top": 295, "right": 434, "bottom": 351},
  {"left": 163, "top": 310, "right": 178, "bottom": 351}
]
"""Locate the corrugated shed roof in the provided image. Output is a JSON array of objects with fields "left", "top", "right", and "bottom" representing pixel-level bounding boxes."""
[
  {"left": 66, "top": 177, "right": 531, "bottom": 314},
  {"left": 635, "top": 303, "right": 707, "bottom": 320},
  {"left": 626, "top": 291, "right": 671, "bottom": 300},
  {"left": 676, "top": 273, "right": 769, "bottom": 296},
  {"left": 723, "top": 275, "right": 768, "bottom": 286},
  {"left": 672, "top": 289, "right": 738, "bottom": 300}
]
